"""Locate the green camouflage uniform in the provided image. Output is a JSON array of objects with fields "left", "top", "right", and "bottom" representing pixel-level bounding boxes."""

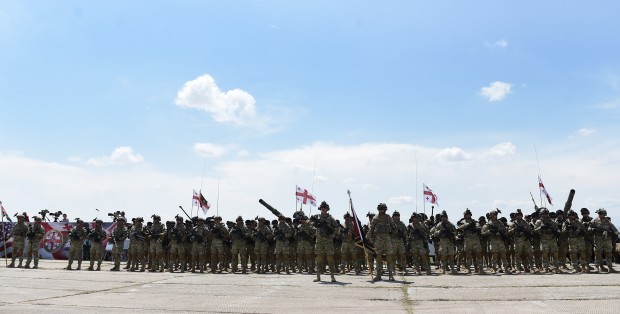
[
  {"left": 24, "top": 221, "right": 45, "bottom": 269},
  {"left": 369, "top": 211, "right": 395, "bottom": 280},
  {"left": 129, "top": 223, "right": 148, "bottom": 272},
  {"left": 509, "top": 218, "right": 534, "bottom": 272},
  {"left": 590, "top": 214, "right": 619, "bottom": 272},
  {"left": 313, "top": 211, "right": 339, "bottom": 281},
  {"left": 562, "top": 217, "right": 588, "bottom": 272},
  {"left": 253, "top": 221, "right": 273, "bottom": 273},
  {"left": 534, "top": 216, "right": 561, "bottom": 272},
  {"left": 407, "top": 220, "right": 431, "bottom": 275},
  {"left": 8, "top": 218, "right": 28, "bottom": 267},
  {"left": 274, "top": 219, "right": 293, "bottom": 273},
  {"left": 67, "top": 224, "right": 88, "bottom": 270},
  {"left": 210, "top": 221, "right": 228, "bottom": 273},
  {"left": 88, "top": 223, "right": 107, "bottom": 270},
  {"left": 229, "top": 222, "right": 250, "bottom": 273},
  {"left": 482, "top": 218, "right": 511, "bottom": 273},
  {"left": 295, "top": 220, "right": 315, "bottom": 273}
]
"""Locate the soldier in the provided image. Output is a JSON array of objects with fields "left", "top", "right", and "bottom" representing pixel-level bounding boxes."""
[
  {"left": 312, "top": 201, "right": 339, "bottom": 282},
  {"left": 169, "top": 216, "right": 187, "bottom": 273},
  {"left": 533, "top": 208, "right": 561, "bottom": 273},
  {"left": 296, "top": 215, "right": 315, "bottom": 273},
  {"left": 407, "top": 213, "right": 431, "bottom": 275},
  {"left": 562, "top": 210, "right": 589, "bottom": 273},
  {"left": 268, "top": 220, "right": 278, "bottom": 272},
  {"left": 229, "top": 216, "right": 250, "bottom": 273},
  {"left": 148, "top": 215, "right": 166, "bottom": 272},
  {"left": 66, "top": 219, "right": 88, "bottom": 270},
  {"left": 391, "top": 211, "right": 408, "bottom": 274},
  {"left": 245, "top": 219, "right": 257, "bottom": 272},
  {"left": 341, "top": 213, "right": 360, "bottom": 274},
  {"left": 110, "top": 217, "right": 128, "bottom": 271},
  {"left": 24, "top": 216, "right": 45, "bottom": 269},
  {"left": 209, "top": 216, "right": 228, "bottom": 273},
  {"left": 580, "top": 208, "right": 594, "bottom": 267},
  {"left": 432, "top": 211, "right": 458, "bottom": 275},
  {"left": 508, "top": 209, "right": 535, "bottom": 273},
  {"left": 274, "top": 215, "right": 293, "bottom": 274},
  {"left": 590, "top": 208, "right": 618, "bottom": 273},
  {"left": 457, "top": 209, "right": 485, "bottom": 275},
  {"left": 189, "top": 218, "right": 209, "bottom": 272},
  {"left": 478, "top": 216, "right": 489, "bottom": 268},
  {"left": 555, "top": 210, "right": 569, "bottom": 269},
  {"left": 128, "top": 217, "right": 147, "bottom": 272},
  {"left": 368, "top": 203, "right": 396, "bottom": 281},
  {"left": 253, "top": 217, "right": 273, "bottom": 274},
  {"left": 87, "top": 220, "right": 107, "bottom": 271},
  {"left": 530, "top": 211, "right": 543, "bottom": 270},
  {"left": 7, "top": 214, "right": 28, "bottom": 268},
  {"left": 481, "top": 210, "right": 511, "bottom": 274}
]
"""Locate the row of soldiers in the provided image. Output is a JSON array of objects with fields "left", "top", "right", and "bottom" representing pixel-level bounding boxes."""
[{"left": 5, "top": 203, "right": 619, "bottom": 282}]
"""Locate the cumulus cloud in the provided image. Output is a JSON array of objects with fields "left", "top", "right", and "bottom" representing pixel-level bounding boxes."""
[
  {"left": 86, "top": 146, "right": 144, "bottom": 166},
  {"left": 193, "top": 142, "right": 227, "bottom": 158},
  {"left": 480, "top": 81, "right": 513, "bottom": 102},
  {"left": 484, "top": 142, "right": 516, "bottom": 157},
  {"left": 578, "top": 128, "right": 596, "bottom": 137},
  {"left": 436, "top": 147, "right": 471, "bottom": 161},
  {"left": 175, "top": 74, "right": 257, "bottom": 126}
]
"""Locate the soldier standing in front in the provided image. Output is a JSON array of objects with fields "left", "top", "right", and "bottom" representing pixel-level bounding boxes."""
[
  {"left": 312, "top": 201, "right": 339, "bottom": 282},
  {"left": 368, "top": 203, "right": 396, "bottom": 281}
]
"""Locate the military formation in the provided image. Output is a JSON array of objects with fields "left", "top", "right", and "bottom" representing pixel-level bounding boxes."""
[{"left": 4, "top": 203, "right": 619, "bottom": 282}]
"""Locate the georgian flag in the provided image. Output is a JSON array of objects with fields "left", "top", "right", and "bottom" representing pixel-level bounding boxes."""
[
  {"left": 538, "top": 175, "right": 553, "bottom": 206},
  {"left": 193, "top": 190, "right": 210, "bottom": 214},
  {"left": 296, "top": 185, "right": 317, "bottom": 207},
  {"left": 423, "top": 184, "right": 439, "bottom": 205}
]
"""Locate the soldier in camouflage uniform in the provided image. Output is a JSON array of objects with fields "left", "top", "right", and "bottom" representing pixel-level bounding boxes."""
[
  {"left": 340, "top": 213, "right": 360, "bottom": 274},
  {"left": 189, "top": 218, "right": 209, "bottom": 272},
  {"left": 24, "top": 216, "right": 45, "bottom": 269},
  {"left": 481, "top": 210, "right": 512, "bottom": 274},
  {"left": 590, "top": 208, "right": 618, "bottom": 273},
  {"left": 432, "top": 211, "right": 458, "bottom": 275},
  {"left": 312, "top": 201, "right": 339, "bottom": 282},
  {"left": 66, "top": 219, "right": 88, "bottom": 270},
  {"left": 407, "top": 213, "right": 431, "bottom": 275},
  {"left": 148, "top": 215, "right": 166, "bottom": 272},
  {"left": 210, "top": 216, "right": 228, "bottom": 273},
  {"left": 253, "top": 217, "right": 273, "bottom": 273},
  {"left": 580, "top": 208, "right": 594, "bottom": 268},
  {"left": 533, "top": 208, "right": 561, "bottom": 273},
  {"left": 110, "top": 217, "right": 128, "bottom": 271},
  {"left": 87, "top": 220, "right": 107, "bottom": 271},
  {"left": 508, "top": 209, "right": 535, "bottom": 273},
  {"left": 296, "top": 215, "right": 315, "bottom": 273},
  {"left": 274, "top": 215, "right": 293, "bottom": 274},
  {"left": 391, "top": 211, "right": 408, "bottom": 274},
  {"left": 457, "top": 209, "right": 485, "bottom": 275},
  {"left": 555, "top": 210, "right": 569, "bottom": 269},
  {"left": 562, "top": 210, "right": 589, "bottom": 273},
  {"left": 530, "top": 211, "right": 543, "bottom": 270},
  {"left": 169, "top": 216, "right": 188, "bottom": 273},
  {"left": 229, "top": 216, "right": 250, "bottom": 273},
  {"left": 7, "top": 214, "right": 28, "bottom": 268},
  {"left": 245, "top": 219, "right": 257, "bottom": 272},
  {"left": 128, "top": 217, "right": 147, "bottom": 272},
  {"left": 368, "top": 203, "right": 396, "bottom": 281}
]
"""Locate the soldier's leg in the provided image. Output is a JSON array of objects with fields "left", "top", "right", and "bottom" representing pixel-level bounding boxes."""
[
  {"left": 124, "top": 249, "right": 132, "bottom": 269},
  {"left": 314, "top": 253, "right": 324, "bottom": 281},
  {"left": 67, "top": 244, "right": 75, "bottom": 269}
]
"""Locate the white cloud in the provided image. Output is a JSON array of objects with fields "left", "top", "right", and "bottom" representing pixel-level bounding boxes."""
[
  {"left": 362, "top": 183, "right": 379, "bottom": 190},
  {"left": 436, "top": 147, "right": 471, "bottom": 161},
  {"left": 480, "top": 81, "right": 513, "bottom": 102},
  {"left": 193, "top": 143, "right": 227, "bottom": 158},
  {"left": 578, "top": 128, "right": 596, "bottom": 137},
  {"left": 388, "top": 196, "right": 414, "bottom": 205},
  {"left": 486, "top": 39, "right": 508, "bottom": 48},
  {"left": 236, "top": 150, "right": 250, "bottom": 157},
  {"left": 175, "top": 74, "right": 257, "bottom": 126},
  {"left": 484, "top": 142, "right": 516, "bottom": 157},
  {"left": 86, "top": 147, "right": 144, "bottom": 166}
]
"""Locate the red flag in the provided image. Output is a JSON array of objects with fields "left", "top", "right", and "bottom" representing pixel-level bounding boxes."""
[
  {"left": 199, "top": 191, "right": 210, "bottom": 214},
  {"left": 538, "top": 175, "right": 553, "bottom": 206},
  {"left": 347, "top": 190, "right": 365, "bottom": 243},
  {"left": 1, "top": 202, "right": 12, "bottom": 223},
  {"left": 423, "top": 184, "right": 438, "bottom": 205},
  {"left": 296, "top": 185, "right": 317, "bottom": 207}
]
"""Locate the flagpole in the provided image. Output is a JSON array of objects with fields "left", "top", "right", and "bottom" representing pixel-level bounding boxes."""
[
  {"left": 309, "top": 152, "right": 318, "bottom": 217},
  {"left": 197, "top": 160, "right": 207, "bottom": 217},
  {"left": 1, "top": 203, "right": 6, "bottom": 266},
  {"left": 216, "top": 178, "right": 220, "bottom": 216},
  {"left": 534, "top": 145, "right": 545, "bottom": 207},
  {"left": 415, "top": 152, "right": 418, "bottom": 214}
]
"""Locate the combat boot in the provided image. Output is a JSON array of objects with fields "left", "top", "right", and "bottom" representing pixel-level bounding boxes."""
[
  {"left": 110, "top": 265, "right": 119, "bottom": 271},
  {"left": 17, "top": 259, "right": 23, "bottom": 268},
  {"left": 373, "top": 270, "right": 382, "bottom": 281},
  {"left": 96, "top": 265, "right": 101, "bottom": 271},
  {"left": 123, "top": 263, "right": 131, "bottom": 270},
  {"left": 7, "top": 261, "right": 15, "bottom": 268},
  {"left": 241, "top": 268, "right": 247, "bottom": 274},
  {"left": 76, "top": 262, "right": 82, "bottom": 270},
  {"left": 478, "top": 268, "right": 487, "bottom": 275},
  {"left": 313, "top": 274, "right": 321, "bottom": 282},
  {"left": 33, "top": 261, "right": 39, "bottom": 269},
  {"left": 600, "top": 264, "right": 608, "bottom": 272},
  {"left": 608, "top": 264, "right": 617, "bottom": 273},
  {"left": 388, "top": 269, "right": 395, "bottom": 281},
  {"left": 66, "top": 265, "right": 73, "bottom": 270},
  {"left": 88, "top": 265, "right": 94, "bottom": 271}
]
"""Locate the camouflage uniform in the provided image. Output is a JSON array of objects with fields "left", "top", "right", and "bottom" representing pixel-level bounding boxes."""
[
  {"left": 295, "top": 217, "right": 315, "bottom": 273},
  {"left": 533, "top": 209, "right": 561, "bottom": 273},
  {"left": 88, "top": 220, "right": 107, "bottom": 271},
  {"left": 110, "top": 217, "right": 129, "bottom": 271},
  {"left": 253, "top": 218, "right": 273, "bottom": 273},
  {"left": 169, "top": 218, "right": 188, "bottom": 273},
  {"left": 148, "top": 217, "right": 166, "bottom": 272},
  {"left": 245, "top": 221, "right": 257, "bottom": 272},
  {"left": 274, "top": 216, "right": 293, "bottom": 274},
  {"left": 590, "top": 209, "right": 618, "bottom": 273},
  {"left": 129, "top": 219, "right": 148, "bottom": 272},
  {"left": 24, "top": 217, "right": 45, "bottom": 269},
  {"left": 432, "top": 212, "right": 457, "bottom": 274},
  {"left": 555, "top": 211, "right": 569, "bottom": 268},
  {"left": 509, "top": 213, "right": 534, "bottom": 273},
  {"left": 368, "top": 203, "right": 395, "bottom": 281},
  {"left": 481, "top": 211, "right": 512, "bottom": 274},
  {"left": 457, "top": 210, "right": 485, "bottom": 274},
  {"left": 313, "top": 201, "right": 339, "bottom": 282},
  {"left": 190, "top": 219, "right": 209, "bottom": 272},
  {"left": 8, "top": 215, "right": 28, "bottom": 268},
  {"left": 407, "top": 215, "right": 431, "bottom": 275},
  {"left": 562, "top": 212, "right": 588, "bottom": 273},
  {"left": 390, "top": 212, "right": 408, "bottom": 274},
  {"left": 210, "top": 217, "right": 228, "bottom": 273},
  {"left": 229, "top": 217, "right": 250, "bottom": 273},
  {"left": 340, "top": 215, "right": 359, "bottom": 274},
  {"left": 580, "top": 209, "right": 594, "bottom": 266},
  {"left": 66, "top": 220, "right": 88, "bottom": 270}
]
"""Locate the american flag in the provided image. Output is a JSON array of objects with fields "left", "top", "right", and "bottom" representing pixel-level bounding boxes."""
[{"left": 0, "top": 222, "right": 14, "bottom": 257}]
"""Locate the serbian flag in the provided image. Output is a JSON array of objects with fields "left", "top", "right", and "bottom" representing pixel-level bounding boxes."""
[
  {"left": 1, "top": 201, "right": 12, "bottom": 223},
  {"left": 538, "top": 175, "right": 553, "bottom": 206},
  {"left": 347, "top": 190, "right": 366, "bottom": 243},
  {"left": 296, "top": 185, "right": 317, "bottom": 207},
  {"left": 423, "top": 184, "right": 439, "bottom": 205}
]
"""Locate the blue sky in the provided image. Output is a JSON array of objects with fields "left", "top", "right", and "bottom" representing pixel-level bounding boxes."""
[{"left": 1, "top": 1, "right": 619, "bottom": 222}]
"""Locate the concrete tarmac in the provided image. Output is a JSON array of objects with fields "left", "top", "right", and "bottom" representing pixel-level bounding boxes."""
[{"left": 1, "top": 260, "right": 619, "bottom": 313}]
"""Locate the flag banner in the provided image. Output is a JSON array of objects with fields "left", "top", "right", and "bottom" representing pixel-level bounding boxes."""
[
  {"left": 1, "top": 221, "right": 117, "bottom": 260},
  {"left": 423, "top": 184, "right": 439, "bottom": 205},
  {"left": 1, "top": 202, "right": 13, "bottom": 223},
  {"left": 347, "top": 191, "right": 365, "bottom": 243},
  {"left": 538, "top": 175, "right": 553, "bottom": 206},
  {"left": 296, "top": 185, "right": 317, "bottom": 207},
  {"left": 199, "top": 191, "right": 210, "bottom": 214},
  {"left": 192, "top": 190, "right": 200, "bottom": 208}
]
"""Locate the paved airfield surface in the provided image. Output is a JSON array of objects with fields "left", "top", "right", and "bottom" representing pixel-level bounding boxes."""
[{"left": 1, "top": 260, "right": 619, "bottom": 313}]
